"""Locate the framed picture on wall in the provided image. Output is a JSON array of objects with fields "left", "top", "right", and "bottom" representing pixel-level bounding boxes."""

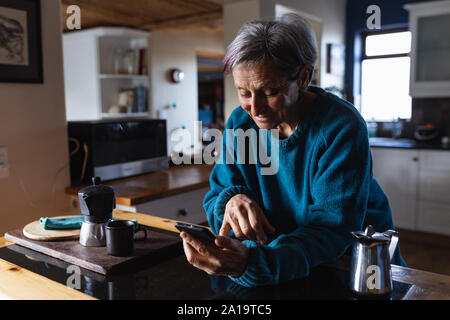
[
  {"left": 326, "top": 43, "right": 345, "bottom": 77},
  {"left": 0, "top": 0, "right": 43, "bottom": 83}
]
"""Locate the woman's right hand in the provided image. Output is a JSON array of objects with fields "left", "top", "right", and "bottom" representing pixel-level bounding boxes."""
[{"left": 220, "top": 194, "right": 275, "bottom": 243}]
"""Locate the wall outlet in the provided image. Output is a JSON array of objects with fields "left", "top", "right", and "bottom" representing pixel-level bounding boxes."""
[{"left": 0, "top": 147, "right": 10, "bottom": 179}]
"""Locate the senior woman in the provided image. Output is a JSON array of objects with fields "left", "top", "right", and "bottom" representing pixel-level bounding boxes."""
[{"left": 179, "top": 13, "right": 405, "bottom": 287}]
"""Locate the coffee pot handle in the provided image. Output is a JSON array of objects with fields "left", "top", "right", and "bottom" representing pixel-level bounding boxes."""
[{"left": 383, "top": 230, "right": 399, "bottom": 262}]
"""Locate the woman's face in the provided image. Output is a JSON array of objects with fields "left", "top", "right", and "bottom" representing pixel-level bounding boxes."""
[{"left": 232, "top": 62, "right": 303, "bottom": 130}]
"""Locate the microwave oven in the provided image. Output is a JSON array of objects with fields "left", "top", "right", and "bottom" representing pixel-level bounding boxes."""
[{"left": 68, "top": 118, "right": 168, "bottom": 186}]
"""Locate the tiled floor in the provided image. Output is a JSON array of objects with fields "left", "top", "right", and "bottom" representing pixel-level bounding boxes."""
[{"left": 397, "top": 229, "right": 450, "bottom": 276}]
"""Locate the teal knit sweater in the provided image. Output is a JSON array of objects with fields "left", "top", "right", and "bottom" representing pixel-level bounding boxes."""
[{"left": 203, "top": 86, "right": 405, "bottom": 287}]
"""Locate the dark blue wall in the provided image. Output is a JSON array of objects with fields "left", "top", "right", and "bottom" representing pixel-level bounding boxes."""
[{"left": 344, "top": 0, "right": 432, "bottom": 101}]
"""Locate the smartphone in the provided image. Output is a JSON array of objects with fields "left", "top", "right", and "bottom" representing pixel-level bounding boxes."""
[{"left": 174, "top": 222, "right": 217, "bottom": 247}]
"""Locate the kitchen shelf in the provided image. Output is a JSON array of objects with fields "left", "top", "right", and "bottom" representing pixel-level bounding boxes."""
[
  {"left": 99, "top": 74, "right": 148, "bottom": 80},
  {"left": 63, "top": 27, "right": 150, "bottom": 121},
  {"left": 101, "top": 112, "right": 149, "bottom": 118}
]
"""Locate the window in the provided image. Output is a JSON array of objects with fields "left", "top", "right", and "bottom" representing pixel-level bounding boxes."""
[{"left": 360, "top": 29, "right": 412, "bottom": 121}]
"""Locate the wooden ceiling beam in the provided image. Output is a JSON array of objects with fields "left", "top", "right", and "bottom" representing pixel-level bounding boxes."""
[
  {"left": 61, "top": 0, "right": 148, "bottom": 26},
  {"left": 166, "top": 0, "right": 221, "bottom": 12},
  {"left": 140, "top": 10, "right": 222, "bottom": 30},
  {"left": 61, "top": 0, "right": 224, "bottom": 34}
]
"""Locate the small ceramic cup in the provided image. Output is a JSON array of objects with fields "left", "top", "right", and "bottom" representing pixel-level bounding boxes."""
[{"left": 105, "top": 220, "right": 147, "bottom": 256}]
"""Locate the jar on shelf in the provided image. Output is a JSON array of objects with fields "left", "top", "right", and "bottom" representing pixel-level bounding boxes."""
[
  {"left": 124, "top": 50, "right": 135, "bottom": 75},
  {"left": 113, "top": 48, "right": 128, "bottom": 74},
  {"left": 113, "top": 48, "right": 134, "bottom": 74}
]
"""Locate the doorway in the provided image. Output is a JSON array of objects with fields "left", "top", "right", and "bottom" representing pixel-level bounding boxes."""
[{"left": 197, "top": 51, "right": 225, "bottom": 137}]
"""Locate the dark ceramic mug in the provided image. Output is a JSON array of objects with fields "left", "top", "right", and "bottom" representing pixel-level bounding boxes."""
[{"left": 105, "top": 220, "right": 147, "bottom": 256}]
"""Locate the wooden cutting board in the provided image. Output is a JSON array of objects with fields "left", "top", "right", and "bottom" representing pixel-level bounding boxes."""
[
  {"left": 23, "top": 216, "right": 80, "bottom": 241},
  {"left": 4, "top": 227, "right": 181, "bottom": 275}
]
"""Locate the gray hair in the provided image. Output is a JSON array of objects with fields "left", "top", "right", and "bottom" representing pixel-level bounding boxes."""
[{"left": 223, "top": 13, "right": 318, "bottom": 81}]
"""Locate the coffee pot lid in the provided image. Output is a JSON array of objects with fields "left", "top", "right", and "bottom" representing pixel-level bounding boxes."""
[
  {"left": 351, "top": 225, "right": 390, "bottom": 245},
  {"left": 78, "top": 177, "right": 115, "bottom": 220},
  {"left": 79, "top": 177, "right": 114, "bottom": 197}
]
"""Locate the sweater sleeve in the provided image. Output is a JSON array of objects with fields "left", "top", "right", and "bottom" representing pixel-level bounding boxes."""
[
  {"left": 203, "top": 164, "right": 258, "bottom": 235},
  {"left": 203, "top": 114, "right": 259, "bottom": 235},
  {"left": 229, "top": 115, "right": 371, "bottom": 287}
]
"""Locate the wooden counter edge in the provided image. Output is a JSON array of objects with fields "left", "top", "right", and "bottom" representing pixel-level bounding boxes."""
[
  {"left": 1, "top": 227, "right": 95, "bottom": 300},
  {"left": 0, "top": 237, "right": 12, "bottom": 249},
  {"left": 65, "top": 164, "right": 214, "bottom": 206},
  {"left": 311, "top": 253, "right": 450, "bottom": 300},
  {"left": 391, "top": 265, "right": 450, "bottom": 300},
  {"left": 122, "top": 182, "right": 210, "bottom": 206},
  {"left": 0, "top": 256, "right": 95, "bottom": 300},
  {"left": 67, "top": 182, "right": 210, "bottom": 207},
  {"left": 112, "top": 209, "right": 209, "bottom": 232}
]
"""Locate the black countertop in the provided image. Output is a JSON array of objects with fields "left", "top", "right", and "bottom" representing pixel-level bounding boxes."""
[
  {"left": 369, "top": 137, "right": 450, "bottom": 151},
  {"left": 0, "top": 241, "right": 412, "bottom": 300}
]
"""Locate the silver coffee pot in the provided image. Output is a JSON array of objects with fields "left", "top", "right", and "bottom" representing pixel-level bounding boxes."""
[{"left": 349, "top": 225, "right": 399, "bottom": 296}]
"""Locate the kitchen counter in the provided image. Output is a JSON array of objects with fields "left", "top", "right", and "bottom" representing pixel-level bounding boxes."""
[
  {"left": 369, "top": 137, "right": 450, "bottom": 150},
  {"left": 1, "top": 211, "right": 449, "bottom": 300},
  {"left": 65, "top": 164, "right": 213, "bottom": 206}
]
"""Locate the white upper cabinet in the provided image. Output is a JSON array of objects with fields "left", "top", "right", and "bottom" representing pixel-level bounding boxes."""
[
  {"left": 405, "top": 1, "right": 450, "bottom": 98},
  {"left": 63, "top": 27, "right": 150, "bottom": 121}
]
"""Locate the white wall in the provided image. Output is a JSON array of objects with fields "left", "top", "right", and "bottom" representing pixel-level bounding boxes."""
[
  {"left": 223, "top": 0, "right": 347, "bottom": 120},
  {"left": 148, "top": 31, "right": 224, "bottom": 155},
  {"left": 0, "top": 0, "right": 71, "bottom": 234},
  {"left": 223, "top": 0, "right": 261, "bottom": 121},
  {"left": 275, "top": 0, "right": 347, "bottom": 90}
]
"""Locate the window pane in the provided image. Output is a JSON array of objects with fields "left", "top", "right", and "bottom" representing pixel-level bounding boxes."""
[
  {"left": 361, "top": 57, "right": 411, "bottom": 121},
  {"left": 365, "top": 31, "right": 411, "bottom": 56}
]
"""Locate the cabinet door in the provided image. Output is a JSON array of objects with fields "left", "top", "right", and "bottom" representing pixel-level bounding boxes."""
[
  {"left": 371, "top": 148, "right": 419, "bottom": 230},
  {"left": 119, "top": 187, "right": 210, "bottom": 225},
  {"left": 417, "top": 201, "right": 450, "bottom": 236},
  {"left": 407, "top": 2, "right": 450, "bottom": 97},
  {"left": 417, "top": 150, "right": 450, "bottom": 236},
  {"left": 415, "top": 13, "right": 450, "bottom": 83},
  {"left": 418, "top": 169, "right": 450, "bottom": 204}
]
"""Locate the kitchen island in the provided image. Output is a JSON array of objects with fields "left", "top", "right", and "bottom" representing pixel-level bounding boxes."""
[{"left": 0, "top": 211, "right": 449, "bottom": 300}]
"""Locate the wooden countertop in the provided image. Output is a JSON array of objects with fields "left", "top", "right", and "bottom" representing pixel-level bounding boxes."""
[
  {"left": 1, "top": 210, "right": 450, "bottom": 300},
  {"left": 65, "top": 164, "right": 213, "bottom": 206}
]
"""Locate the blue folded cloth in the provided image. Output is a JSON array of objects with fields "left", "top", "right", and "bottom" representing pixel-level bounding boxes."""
[
  {"left": 39, "top": 216, "right": 139, "bottom": 230},
  {"left": 39, "top": 216, "right": 84, "bottom": 230}
]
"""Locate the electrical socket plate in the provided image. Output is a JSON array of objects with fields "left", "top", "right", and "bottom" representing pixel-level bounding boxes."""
[{"left": 0, "top": 147, "right": 10, "bottom": 179}]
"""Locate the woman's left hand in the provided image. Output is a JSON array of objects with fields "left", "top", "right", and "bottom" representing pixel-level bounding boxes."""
[{"left": 180, "top": 232, "right": 249, "bottom": 277}]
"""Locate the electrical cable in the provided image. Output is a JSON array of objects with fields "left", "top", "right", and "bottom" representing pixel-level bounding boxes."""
[
  {"left": 9, "top": 166, "right": 40, "bottom": 209},
  {"left": 69, "top": 137, "right": 80, "bottom": 157},
  {"left": 80, "top": 143, "right": 88, "bottom": 183},
  {"left": 8, "top": 137, "right": 83, "bottom": 212},
  {"left": 49, "top": 137, "right": 83, "bottom": 214},
  {"left": 51, "top": 137, "right": 80, "bottom": 204}
]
